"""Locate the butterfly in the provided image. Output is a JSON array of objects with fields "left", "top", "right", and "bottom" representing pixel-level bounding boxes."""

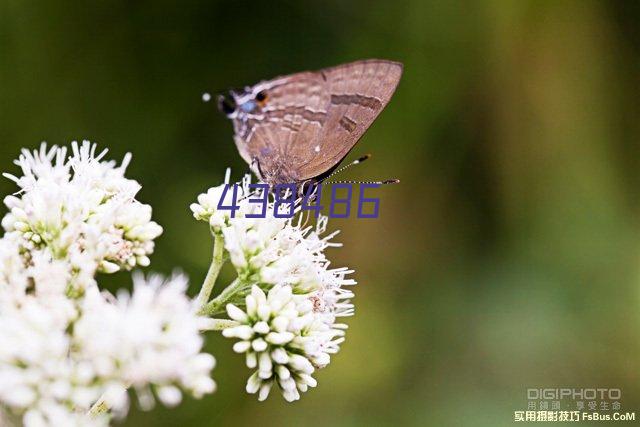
[{"left": 217, "top": 59, "right": 403, "bottom": 186}]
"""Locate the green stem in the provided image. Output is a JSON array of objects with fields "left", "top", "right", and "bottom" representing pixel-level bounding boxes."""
[
  {"left": 198, "top": 278, "right": 248, "bottom": 316},
  {"left": 196, "top": 233, "right": 226, "bottom": 309}
]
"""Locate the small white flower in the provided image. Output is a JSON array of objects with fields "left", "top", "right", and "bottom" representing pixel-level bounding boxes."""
[
  {"left": 94, "top": 202, "right": 162, "bottom": 270},
  {"left": 223, "top": 285, "right": 346, "bottom": 402},
  {"left": 190, "top": 169, "right": 254, "bottom": 232},
  {"left": 0, "top": 235, "right": 29, "bottom": 301},
  {"left": 0, "top": 236, "right": 77, "bottom": 321}
]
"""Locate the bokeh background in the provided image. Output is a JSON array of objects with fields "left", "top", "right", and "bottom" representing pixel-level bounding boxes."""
[{"left": 2, "top": 1, "right": 640, "bottom": 426}]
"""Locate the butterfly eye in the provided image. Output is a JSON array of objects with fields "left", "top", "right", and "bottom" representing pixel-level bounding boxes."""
[
  {"left": 255, "top": 91, "right": 267, "bottom": 102},
  {"left": 217, "top": 93, "right": 237, "bottom": 116}
]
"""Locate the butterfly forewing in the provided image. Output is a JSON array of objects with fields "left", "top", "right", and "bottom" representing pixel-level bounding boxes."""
[
  {"left": 293, "top": 60, "right": 402, "bottom": 181},
  {"left": 229, "top": 59, "right": 402, "bottom": 184}
]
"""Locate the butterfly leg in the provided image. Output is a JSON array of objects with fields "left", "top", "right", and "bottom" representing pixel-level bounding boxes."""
[
  {"left": 300, "top": 208, "right": 312, "bottom": 228},
  {"left": 251, "top": 157, "right": 266, "bottom": 182}
]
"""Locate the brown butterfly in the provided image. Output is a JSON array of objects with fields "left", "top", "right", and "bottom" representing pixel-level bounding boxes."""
[{"left": 218, "top": 59, "right": 403, "bottom": 186}]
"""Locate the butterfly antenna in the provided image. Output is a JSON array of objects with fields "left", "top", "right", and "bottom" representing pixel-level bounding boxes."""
[
  {"left": 323, "top": 179, "right": 400, "bottom": 185},
  {"left": 325, "top": 154, "right": 372, "bottom": 179},
  {"left": 201, "top": 88, "right": 226, "bottom": 103}
]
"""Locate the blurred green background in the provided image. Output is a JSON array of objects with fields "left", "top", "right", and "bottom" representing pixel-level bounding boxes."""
[{"left": 2, "top": 1, "right": 640, "bottom": 426}]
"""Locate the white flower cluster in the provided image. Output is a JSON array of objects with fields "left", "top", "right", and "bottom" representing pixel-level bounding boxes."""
[
  {"left": 190, "top": 169, "right": 249, "bottom": 233},
  {"left": 0, "top": 271, "right": 214, "bottom": 426},
  {"left": 75, "top": 273, "right": 216, "bottom": 411},
  {"left": 0, "top": 143, "right": 216, "bottom": 426},
  {"left": 0, "top": 291, "right": 106, "bottom": 427},
  {"left": 191, "top": 172, "right": 355, "bottom": 401},
  {"left": 2, "top": 141, "right": 162, "bottom": 290},
  {"left": 223, "top": 285, "right": 346, "bottom": 401}
]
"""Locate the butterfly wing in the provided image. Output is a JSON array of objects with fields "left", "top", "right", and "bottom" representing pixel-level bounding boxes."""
[{"left": 230, "top": 59, "right": 402, "bottom": 184}]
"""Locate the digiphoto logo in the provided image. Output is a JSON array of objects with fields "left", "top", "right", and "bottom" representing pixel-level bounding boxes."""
[
  {"left": 513, "top": 388, "right": 636, "bottom": 422},
  {"left": 528, "top": 388, "right": 622, "bottom": 402}
]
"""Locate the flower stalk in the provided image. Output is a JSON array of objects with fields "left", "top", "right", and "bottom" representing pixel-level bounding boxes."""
[
  {"left": 196, "top": 233, "right": 226, "bottom": 308},
  {"left": 199, "top": 278, "right": 249, "bottom": 316}
]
